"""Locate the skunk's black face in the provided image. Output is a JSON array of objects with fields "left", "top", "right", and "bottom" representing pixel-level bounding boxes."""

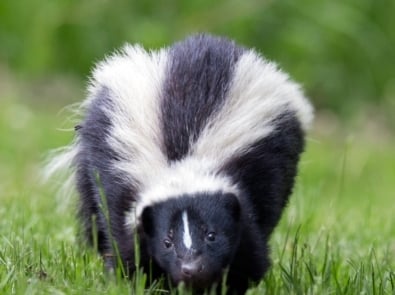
[{"left": 141, "top": 192, "right": 241, "bottom": 289}]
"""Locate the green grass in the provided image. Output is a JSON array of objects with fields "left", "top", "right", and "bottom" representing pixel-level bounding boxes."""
[{"left": 0, "top": 94, "right": 394, "bottom": 294}]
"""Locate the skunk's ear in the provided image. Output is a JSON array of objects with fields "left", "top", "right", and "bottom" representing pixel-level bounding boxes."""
[
  {"left": 222, "top": 193, "right": 241, "bottom": 221},
  {"left": 141, "top": 206, "right": 154, "bottom": 237}
]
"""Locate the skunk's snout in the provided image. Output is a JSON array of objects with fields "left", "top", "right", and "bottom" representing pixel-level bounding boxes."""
[{"left": 181, "top": 259, "right": 203, "bottom": 278}]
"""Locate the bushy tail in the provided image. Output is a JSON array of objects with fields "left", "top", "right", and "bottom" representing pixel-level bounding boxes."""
[
  {"left": 42, "top": 143, "right": 78, "bottom": 210},
  {"left": 42, "top": 103, "right": 84, "bottom": 210}
]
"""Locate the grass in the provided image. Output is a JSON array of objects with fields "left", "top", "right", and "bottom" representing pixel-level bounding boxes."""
[{"left": 0, "top": 91, "right": 394, "bottom": 294}]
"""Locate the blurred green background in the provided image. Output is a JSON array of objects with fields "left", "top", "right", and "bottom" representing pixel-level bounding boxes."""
[{"left": 1, "top": 0, "right": 395, "bottom": 118}]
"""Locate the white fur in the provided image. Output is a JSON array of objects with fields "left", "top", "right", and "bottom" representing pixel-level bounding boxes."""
[
  {"left": 44, "top": 45, "right": 170, "bottom": 210},
  {"left": 124, "top": 49, "right": 313, "bottom": 227},
  {"left": 43, "top": 101, "right": 87, "bottom": 208},
  {"left": 45, "top": 42, "right": 313, "bottom": 227},
  {"left": 90, "top": 45, "right": 169, "bottom": 190},
  {"left": 87, "top": 45, "right": 240, "bottom": 226},
  {"left": 43, "top": 143, "right": 80, "bottom": 209},
  {"left": 133, "top": 158, "right": 239, "bottom": 220},
  {"left": 192, "top": 51, "right": 313, "bottom": 169},
  {"left": 182, "top": 211, "right": 192, "bottom": 249},
  {"left": 132, "top": 50, "right": 313, "bottom": 222}
]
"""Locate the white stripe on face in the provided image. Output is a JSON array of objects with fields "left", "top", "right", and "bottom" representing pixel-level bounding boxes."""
[{"left": 182, "top": 211, "right": 192, "bottom": 249}]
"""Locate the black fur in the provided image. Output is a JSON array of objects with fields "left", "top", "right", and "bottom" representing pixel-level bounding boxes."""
[
  {"left": 221, "top": 112, "right": 305, "bottom": 237},
  {"left": 161, "top": 35, "right": 244, "bottom": 161},
  {"left": 66, "top": 34, "right": 309, "bottom": 294},
  {"left": 141, "top": 193, "right": 242, "bottom": 292},
  {"left": 75, "top": 87, "right": 137, "bottom": 271}
]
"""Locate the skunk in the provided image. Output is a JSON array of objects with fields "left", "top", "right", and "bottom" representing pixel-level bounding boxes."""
[{"left": 47, "top": 34, "right": 313, "bottom": 294}]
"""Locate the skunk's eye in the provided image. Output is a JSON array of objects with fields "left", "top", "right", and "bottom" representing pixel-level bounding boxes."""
[
  {"left": 163, "top": 239, "right": 173, "bottom": 249},
  {"left": 206, "top": 232, "right": 216, "bottom": 242}
]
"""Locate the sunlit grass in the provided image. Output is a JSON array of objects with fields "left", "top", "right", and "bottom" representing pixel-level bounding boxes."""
[{"left": 0, "top": 95, "right": 394, "bottom": 294}]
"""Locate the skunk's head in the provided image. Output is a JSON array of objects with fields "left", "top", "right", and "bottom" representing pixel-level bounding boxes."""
[{"left": 141, "top": 192, "right": 241, "bottom": 288}]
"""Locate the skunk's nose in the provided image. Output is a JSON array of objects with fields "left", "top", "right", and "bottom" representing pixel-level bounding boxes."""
[{"left": 181, "top": 260, "right": 203, "bottom": 278}]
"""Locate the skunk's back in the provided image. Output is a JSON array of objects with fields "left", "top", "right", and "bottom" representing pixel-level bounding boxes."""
[{"left": 48, "top": 34, "right": 313, "bottom": 227}]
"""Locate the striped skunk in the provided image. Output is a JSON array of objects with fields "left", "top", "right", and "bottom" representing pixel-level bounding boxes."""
[{"left": 47, "top": 34, "right": 313, "bottom": 294}]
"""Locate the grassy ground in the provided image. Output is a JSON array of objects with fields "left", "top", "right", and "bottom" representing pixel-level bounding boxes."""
[{"left": 0, "top": 89, "right": 394, "bottom": 294}]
